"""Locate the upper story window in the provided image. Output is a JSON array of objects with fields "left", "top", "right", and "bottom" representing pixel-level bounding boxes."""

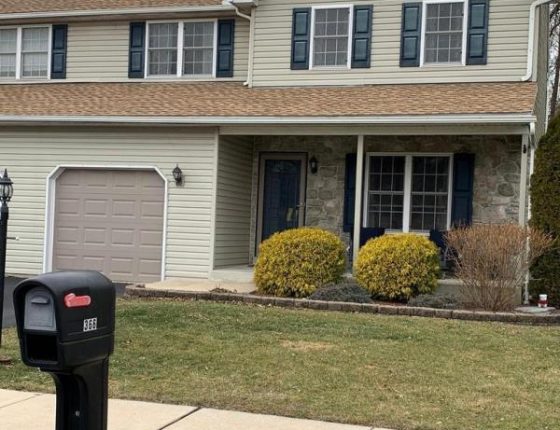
[
  {"left": 422, "top": 1, "right": 467, "bottom": 66},
  {"left": 0, "top": 26, "right": 50, "bottom": 80},
  {"left": 148, "top": 23, "right": 178, "bottom": 76},
  {"left": 291, "top": 5, "right": 373, "bottom": 71},
  {"left": 22, "top": 27, "right": 50, "bottom": 77},
  {"left": 146, "top": 21, "right": 216, "bottom": 78},
  {"left": 312, "top": 7, "right": 351, "bottom": 68},
  {"left": 183, "top": 22, "right": 215, "bottom": 75}
]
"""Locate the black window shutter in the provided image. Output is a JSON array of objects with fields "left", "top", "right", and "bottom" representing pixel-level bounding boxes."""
[
  {"left": 400, "top": 2, "right": 422, "bottom": 67},
  {"left": 451, "top": 153, "right": 476, "bottom": 227},
  {"left": 51, "top": 24, "right": 68, "bottom": 79},
  {"left": 343, "top": 153, "right": 357, "bottom": 233},
  {"left": 129, "top": 22, "right": 145, "bottom": 78},
  {"left": 217, "top": 19, "right": 235, "bottom": 78},
  {"left": 291, "top": 8, "right": 311, "bottom": 70},
  {"left": 351, "top": 5, "right": 373, "bottom": 68},
  {"left": 466, "top": 0, "right": 489, "bottom": 65}
]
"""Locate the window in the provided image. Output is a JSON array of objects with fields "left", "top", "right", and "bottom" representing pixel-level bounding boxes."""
[
  {"left": 423, "top": 1, "right": 466, "bottom": 65},
  {"left": 21, "top": 27, "right": 49, "bottom": 78},
  {"left": 410, "top": 156, "right": 450, "bottom": 231},
  {"left": 0, "top": 29, "right": 16, "bottom": 78},
  {"left": 147, "top": 21, "right": 216, "bottom": 78},
  {"left": 367, "top": 156, "right": 405, "bottom": 231},
  {"left": 365, "top": 154, "right": 452, "bottom": 233},
  {"left": 312, "top": 6, "right": 352, "bottom": 68},
  {"left": 183, "top": 22, "right": 215, "bottom": 76},
  {"left": 0, "top": 26, "right": 50, "bottom": 80},
  {"left": 148, "top": 23, "right": 178, "bottom": 76}
]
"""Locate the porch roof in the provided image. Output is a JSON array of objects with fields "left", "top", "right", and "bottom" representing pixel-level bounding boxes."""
[{"left": 0, "top": 81, "right": 537, "bottom": 124}]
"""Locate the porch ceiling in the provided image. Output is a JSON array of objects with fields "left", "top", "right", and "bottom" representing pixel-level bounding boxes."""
[{"left": 0, "top": 82, "right": 537, "bottom": 124}]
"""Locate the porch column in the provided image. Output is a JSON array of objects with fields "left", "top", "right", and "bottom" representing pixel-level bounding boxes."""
[
  {"left": 519, "top": 133, "right": 531, "bottom": 305},
  {"left": 352, "top": 135, "right": 365, "bottom": 264},
  {"left": 518, "top": 133, "right": 530, "bottom": 226}
]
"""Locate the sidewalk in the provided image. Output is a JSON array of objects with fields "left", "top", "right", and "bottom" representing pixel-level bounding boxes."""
[{"left": 0, "top": 389, "right": 393, "bottom": 430}]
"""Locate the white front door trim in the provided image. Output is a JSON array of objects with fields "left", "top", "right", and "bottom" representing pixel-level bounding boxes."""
[{"left": 43, "top": 164, "right": 169, "bottom": 281}]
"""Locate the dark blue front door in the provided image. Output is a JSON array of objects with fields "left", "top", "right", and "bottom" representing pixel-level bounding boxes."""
[{"left": 261, "top": 158, "right": 303, "bottom": 242}]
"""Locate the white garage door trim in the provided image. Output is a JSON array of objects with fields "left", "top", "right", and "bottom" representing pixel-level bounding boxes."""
[{"left": 43, "top": 164, "right": 169, "bottom": 281}]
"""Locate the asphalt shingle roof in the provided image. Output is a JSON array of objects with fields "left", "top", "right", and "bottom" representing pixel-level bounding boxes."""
[
  {"left": 0, "top": 0, "right": 222, "bottom": 14},
  {"left": 0, "top": 82, "right": 537, "bottom": 119}
]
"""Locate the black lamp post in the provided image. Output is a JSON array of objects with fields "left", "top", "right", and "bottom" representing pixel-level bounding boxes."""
[{"left": 0, "top": 169, "right": 13, "bottom": 347}]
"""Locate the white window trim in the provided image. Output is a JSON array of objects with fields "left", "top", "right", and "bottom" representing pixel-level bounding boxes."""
[
  {"left": 419, "top": 0, "right": 469, "bottom": 67},
  {"left": 363, "top": 152, "right": 454, "bottom": 234},
  {"left": 309, "top": 4, "right": 354, "bottom": 70},
  {"left": 145, "top": 19, "right": 218, "bottom": 79},
  {"left": 0, "top": 24, "right": 52, "bottom": 81}
]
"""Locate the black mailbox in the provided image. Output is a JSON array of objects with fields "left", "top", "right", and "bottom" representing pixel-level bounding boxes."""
[{"left": 14, "top": 271, "right": 116, "bottom": 430}]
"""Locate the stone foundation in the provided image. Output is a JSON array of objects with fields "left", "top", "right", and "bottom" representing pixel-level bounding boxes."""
[{"left": 249, "top": 135, "right": 523, "bottom": 258}]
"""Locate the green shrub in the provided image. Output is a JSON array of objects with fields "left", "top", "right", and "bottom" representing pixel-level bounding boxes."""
[
  {"left": 530, "top": 114, "right": 560, "bottom": 306},
  {"left": 309, "top": 281, "right": 373, "bottom": 303},
  {"left": 408, "top": 293, "right": 459, "bottom": 309},
  {"left": 254, "top": 227, "right": 346, "bottom": 298},
  {"left": 355, "top": 233, "right": 440, "bottom": 300}
]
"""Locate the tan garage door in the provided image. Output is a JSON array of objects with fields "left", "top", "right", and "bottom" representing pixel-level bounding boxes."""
[{"left": 53, "top": 169, "right": 165, "bottom": 283}]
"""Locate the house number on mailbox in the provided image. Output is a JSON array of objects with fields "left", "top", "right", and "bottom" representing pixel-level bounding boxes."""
[{"left": 83, "top": 318, "right": 98, "bottom": 332}]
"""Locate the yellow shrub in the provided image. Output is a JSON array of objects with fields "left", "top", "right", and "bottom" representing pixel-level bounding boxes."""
[
  {"left": 355, "top": 234, "right": 440, "bottom": 300},
  {"left": 254, "top": 228, "right": 346, "bottom": 297}
]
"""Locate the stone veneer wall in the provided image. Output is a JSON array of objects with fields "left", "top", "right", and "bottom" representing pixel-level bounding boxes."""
[
  {"left": 365, "top": 135, "right": 523, "bottom": 223},
  {"left": 250, "top": 136, "right": 356, "bottom": 257},
  {"left": 249, "top": 135, "right": 522, "bottom": 261}
]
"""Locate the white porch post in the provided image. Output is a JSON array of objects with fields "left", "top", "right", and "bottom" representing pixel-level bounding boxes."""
[
  {"left": 352, "top": 135, "right": 365, "bottom": 265},
  {"left": 519, "top": 133, "right": 531, "bottom": 304},
  {"left": 518, "top": 133, "right": 530, "bottom": 226}
]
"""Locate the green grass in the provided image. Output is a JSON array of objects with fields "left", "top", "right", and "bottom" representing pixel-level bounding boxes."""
[{"left": 1, "top": 298, "right": 560, "bottom": 430}]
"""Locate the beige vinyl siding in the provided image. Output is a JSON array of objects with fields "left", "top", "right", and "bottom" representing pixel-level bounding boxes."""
[
  {"left": 233, "top": 18, "right": 250, "bottom": 81},
  {"left": 0, "top": 127, "right": 217, "bottom": 279},
  {"left": 66, "top": 22, "right": 129, "bottom": 81},
  {"left": 534, "top": 4, "right": 549, "bottom": 141},
  {"left": 65, "top": 18, "right": 248, "bottom": 82},
  {"left": 213, "top": 136, "right": 253, "bottom": 268},
  {"left": 252, "top": 0, "right": 531, "bottom": 87}
]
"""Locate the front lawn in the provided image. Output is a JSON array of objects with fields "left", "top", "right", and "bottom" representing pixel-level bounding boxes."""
[{"left": 1, "top": 298, "right": 559, "bottom": 430}]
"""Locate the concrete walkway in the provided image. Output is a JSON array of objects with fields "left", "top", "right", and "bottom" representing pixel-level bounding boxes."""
[
  {"left": 0, "top": 390, "right": 393, "bottom": 430},
  {"left": 143, "top": 278, "right": 256, "bottom": 294}
]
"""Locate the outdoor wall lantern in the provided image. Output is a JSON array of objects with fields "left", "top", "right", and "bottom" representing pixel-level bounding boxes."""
[
  {"left": 309, "top": 156, "right": 318, "bottom": 175},
  {"left": 0, "top": 169, "right": 13, "bottom": 203},
  {"left": 172, "top": 165, "right": 184, "bottom": 185}
]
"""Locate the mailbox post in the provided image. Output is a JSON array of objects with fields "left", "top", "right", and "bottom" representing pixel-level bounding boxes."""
[{"left": 14, "top": 271, "right": 115, "bottom": 430}]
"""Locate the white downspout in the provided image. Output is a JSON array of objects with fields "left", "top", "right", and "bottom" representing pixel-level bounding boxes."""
[
  {"left": 523, "top": 0, "right": 554, "bottom": 81},
  {"left": 226, "top": 1, "right": 255, "bottom": 88},
  {"left": 246, "top": 7, "right": 256, "bottom": 88}
]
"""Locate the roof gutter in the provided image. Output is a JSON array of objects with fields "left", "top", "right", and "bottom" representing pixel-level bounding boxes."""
[
  {"left": 523, "top": 0, "right": 554, "bottom": 81},
  {"left": 0, "top": 4, "right": 237, "bottom": 21},
  {"left": 0, "top": 113, "right": 537, "bottom": 126}
]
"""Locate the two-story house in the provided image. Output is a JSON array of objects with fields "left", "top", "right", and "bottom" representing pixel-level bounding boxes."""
[{"left": 0, "top": 0, "right": 549, "bottom": 284}]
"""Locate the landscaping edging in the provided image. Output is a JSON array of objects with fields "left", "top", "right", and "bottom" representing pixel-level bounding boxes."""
[{"left": 125, "top": 286, "right": 560, "bottom": 325}]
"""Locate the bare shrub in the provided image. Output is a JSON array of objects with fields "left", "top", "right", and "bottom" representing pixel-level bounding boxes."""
[{"left": 446, "top": 224, "right": 553, "bottom": 311}]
